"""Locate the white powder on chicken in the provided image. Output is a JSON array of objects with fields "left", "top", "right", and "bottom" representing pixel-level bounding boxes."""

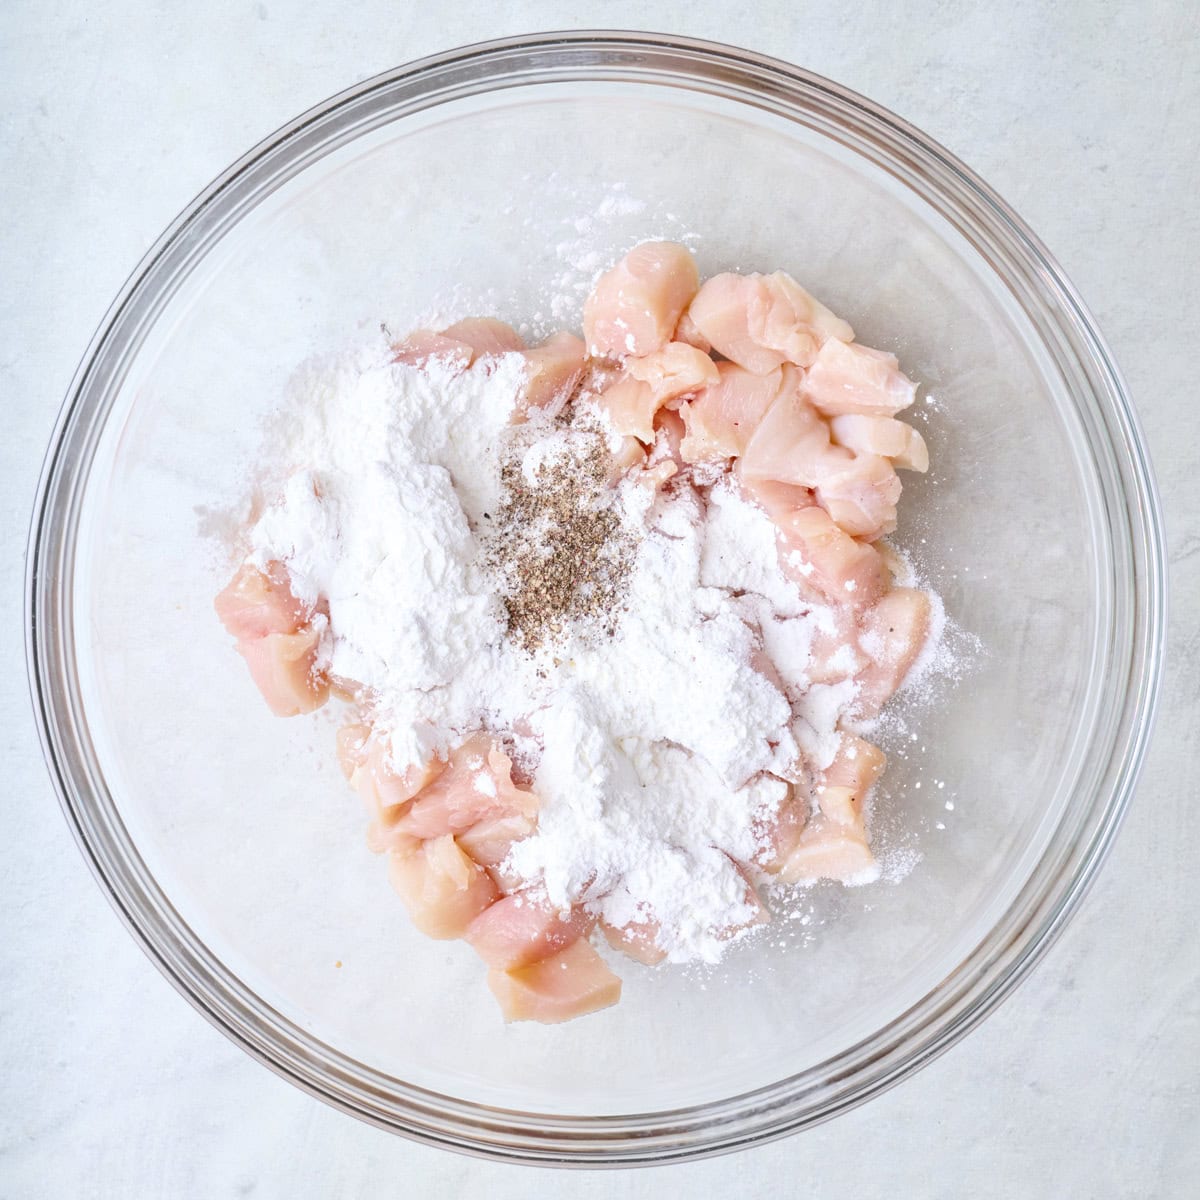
[{"left": 246, "top": 344, "right": 916, "bottom": 963}]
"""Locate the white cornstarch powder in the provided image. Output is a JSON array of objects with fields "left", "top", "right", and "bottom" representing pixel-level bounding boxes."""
[{"left": 247, "top": 345, "right": 898, "bottom": 962}]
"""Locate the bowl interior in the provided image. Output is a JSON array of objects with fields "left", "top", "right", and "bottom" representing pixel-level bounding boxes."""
[{"left": 72, "top": 80, "right": 1103, "bottom": 1115}]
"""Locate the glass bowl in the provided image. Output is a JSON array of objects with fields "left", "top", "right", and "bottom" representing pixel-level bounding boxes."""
[{"left": 26, "top": 31, "right": 1165, "bottom": 1165}]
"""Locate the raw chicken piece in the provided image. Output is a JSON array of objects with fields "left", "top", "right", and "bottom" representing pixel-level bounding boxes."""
[
  {"left": 326, "top": 674, "right": 363, "bottom": 704},
  {"left": 350, "top": 736, "right": 446, "bottom": 855},
  {"left": 803, "top": 339, "right": 917, "bottom": 417},
  {"left": 600, "top": 916, "right": 667, "bottom": 965},
  {"left": 830, "top": 414, "right": 929, "bottom": 472},
  {"left": 741, "top": 476, "right": 816, "bottom": 525},
  {"left": 214, "top": 561, "right": 306, "bottom": 640},
  {"left": 482, "top": 859, "right": 529, "bottom": 897},
  {"left": 237, "top": 627, "right": 328, "bottom": 717},
  {"left": 583, "top": 242, "right": 700, "bottom": 359},
  {"left": 816, "top": 735, "right": 886, "bottom": 836},
  {"left": 824, "top": 734, "right": 887, "bottom": 795},
  {"left": 686, "top": 274, "right": 787, "bottom": 375},
  {"left": 816, "top": 785, "right": 866, "bottom": 830},
  {"left": 520, "top": 331, "right": 586, "bottom": 417},
  {"left": 641, "top": 410, "right": 683, "bottom": 488},
  {"left": 727, "top": 860, "right": 771, "bottom": 935},
  {"left": 340, "top": 720, "right": 420, "bottom": 854},
  {"left": 673, "top": 308, "right": 712, "bottom": 354},
  {"left": 640, "top": 460, "right": 678, "bottom": 492},
  {"left": 854, "top": 588, "right": 932, "bottom": 717},
  {"left": 595, "top": 342, "right": 717, "bottom": 442},
  {"left": 606, "top": 434, "right": 647, "bottom": 484},
  {"left": 739, "top": 373, "right": 839, "bottom": 488},
  {"left": 440, "top": 318, "right": 524, "bottom": 357},
  {"left": 685, "top": 272, "right": 853, "bottom": 374},
  {"left": 812, "top": 452, "right": 903, "bottom": 541},
  {"left": 391, "top": 329, "right": 475, "bottom": 371},
  {"left": 458, "top": 811, "right": 537, "bottom": 872},
  {"left": 744, "top": 480, "right": 890, "bottom": 606},
  {"left": 397, "top": 736, "right": 537, "bottom": 841},
  {"left": 592, "top": 377, "right": 656, "bottom": 442},
  {"left": 765, "top": 271, "right": 856, "bottom": 350},
  {"left": 365, "top": 822, "right": 421, "bottom": 860},
  {"left": 388, "top": 835, "right": 499, "bottom": 939},
  {"left": 626, "top": 341, "right": 718, "bottom": 399},
  {"left": 654, "top": 407, "right": 687, "bottom": 465},
  {"left": 754, "top": 783, "right": 808, "bottom": 874},
  {"left": 740, "top": 368, "right": 903, "bottom": 541},
  {"left": 679, "top": 363, "right": 785, "bottom": 462},
  {"left": 807, "top": 608, "right": 868, "bottom": 684},
  {"left": 487, "top": 938, "right": 622, "bottom": 1023},
  {"left": 335, "top": 722, "right": 371, "bottom": 780},
  {"left": 779, "top": 508, "right": 891, "bottom": 605},
  {"left": 777, "top": 817, "right": 879, "bottom": 885},
  {"left": 374, "top": 741, "right": 445, "bottom": 812},
  {"left": 465, "top": 892, "right": 596, "bottom": 970}
]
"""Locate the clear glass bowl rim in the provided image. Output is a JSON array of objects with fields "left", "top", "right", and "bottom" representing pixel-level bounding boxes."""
[{"left": 24, "top": 30, "right": 1166, "bottom": 1167}]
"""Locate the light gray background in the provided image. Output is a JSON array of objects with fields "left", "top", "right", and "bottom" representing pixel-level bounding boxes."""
[{"left": 2, "top": 2, "right": 1196, "bottom": 1196}]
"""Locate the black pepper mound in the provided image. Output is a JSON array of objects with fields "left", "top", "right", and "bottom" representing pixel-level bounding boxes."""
[{"left": 487, "top": 425, "right": 634, "bottom": 651}]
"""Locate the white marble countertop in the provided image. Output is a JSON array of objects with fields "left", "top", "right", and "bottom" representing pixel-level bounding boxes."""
[{"left": 2, "top": 2, "right": 1197, "bottom": 1195}]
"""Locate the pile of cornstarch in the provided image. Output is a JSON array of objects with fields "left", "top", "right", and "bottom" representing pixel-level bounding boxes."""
[{"left": 248, "top": 347, "right": 885, "bottom": 963}]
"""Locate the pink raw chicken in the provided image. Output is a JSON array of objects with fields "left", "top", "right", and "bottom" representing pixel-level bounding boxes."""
[
  {"left": 465, "top": 892, "right": 596, "bottom": 970},
  {"left": 854, "top": 587, "right": 933, "bottom": 717},
  {"left": 338, "top": 727, "right": 446, "bottom": 854},
  {"left": 487, "top": 938, "right": 622, "bottom": 1023},
  {"left": 458, "top": 812, "right": 537, "bottom": 873},
  {"left": 804, "top": 338, "right": 917, "bottom": 417},
  {"left": 739, "top": 372, "right": 839, "bottom": 488},
  {"left": 685, "top": 271, "right": 853, "bottom": 375},
  {"left": 679, "top": 363, "right": 785, "bottom": 462},
  {"left": 519, "top": 331, "right": 586, "bottom": 417},
  {"left": 739, "top": 371, "right": 902, "bottom": 539},
  {"left": 335, "top": 722, "right": 371, "bottom": 780},
  {"left": 626, "top": 341, "right": 718, "bottom": 398},
  {"left": 653, "top": 407, "right": 687, "bottom": 465},
  {"left": 236, "top": 627, "right": 329, "bottom": 717},
  {"left": 595, "top": 342, "right": 717, "bottom": 442},
  {"left": 743, "top": 478, "right": 890, "bottom": 606},
  {"left": 606, "top": 434, "right": 647, "bottom": 484},
  {"left": 439, "top": 318, "right": 524, "bottom": 357},
  {"left": 389, "top": 835, "right": 499, "bottom": 939},
  {"left": 673, "top": 308, "right": 712, "bottom": 353},
  {"left": 830, "top": 414, "right": 929, "bottom": 472},
  {"left": 807, "top": 608, "right": 867, "bottom": 684},
  {"left": 397, "top": 735, "right": 538, "bottom": 841},
  {"left": 813, "top": 452, "right": 902, "bottom": 541},
  {"left": 600, "top": 916, "right": 667, "bottom": 966},
  {"left": 824, "top": 733, "right": 887, "bottom": 794},
  {"left": 391, "top": 329, "right": 474, "bottom": 371},
  {"left": 634, "top": 408, "right": 686, "bottom": 494},
  {"left": 214, "top": 562, "right": 329, "bottom": 716},
  {"left": 777, "top": 816, "right": 878, "bottom": 885},
  {"left": 753, "top": 779, "right": 809, "bottom": 875},
  {"left": 214, "top": 561, "right": 306, "bottom": 641},
  {"left": 778, "top": 508, "right": 891, "bottom": 605},
  {"left": 583, "top": 242, "right": 700, "bottom": 359},
  {"left": 340, "top": 726, "right": 445, "bottom": 809},
  {"left": 816, "top": 735, "right": 887, "bottom": 832}
]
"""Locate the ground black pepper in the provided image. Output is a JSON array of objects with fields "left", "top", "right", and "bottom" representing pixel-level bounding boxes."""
[{"left": 486, "top": 420, "right": 634, "bottom": 651}]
